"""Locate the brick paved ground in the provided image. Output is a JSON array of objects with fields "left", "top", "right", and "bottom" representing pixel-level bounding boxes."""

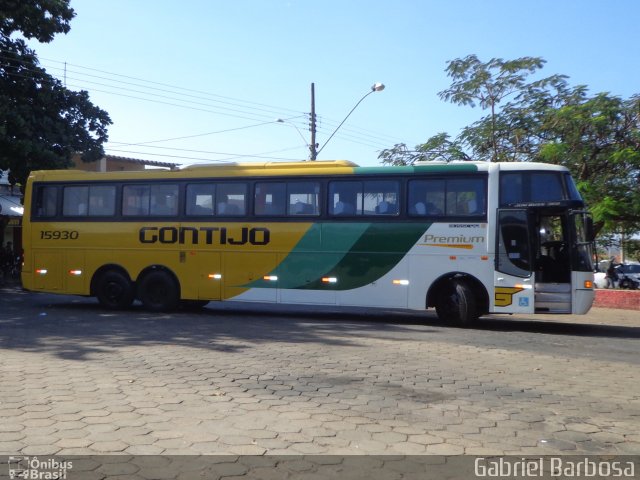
[{"left": 1, "top": 285, "right": 639, "bottom": 458}]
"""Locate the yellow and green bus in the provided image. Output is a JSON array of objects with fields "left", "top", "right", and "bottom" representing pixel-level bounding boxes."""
[{"left": 21, "top": 160, "right": 595, "bottom": 325}]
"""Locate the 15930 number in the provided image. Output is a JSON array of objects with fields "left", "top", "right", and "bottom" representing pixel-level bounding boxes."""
[{"left": 40, "top": 230, "right": 79, "bottom": 240}]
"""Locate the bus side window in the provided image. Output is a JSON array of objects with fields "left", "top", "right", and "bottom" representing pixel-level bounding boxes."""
[
  {"left": 408, "top": 180, "right": 444, "bottom": 216},
  {"left": 88, "top": 186, "right": 116, "bottom": 216},
  {"left": 216, "top": 183, "right": 247, "bottom": 216},
  {"left": 287, "top": 182, "right": 320, "bottom": 216},
  {"left": 329, "top": 181, "right": 361, "bottom": 216},
  {"left": 186, "top": 184, "right": 215, "bottom": 216},
  {"left": 63, "top": 186, "right": 89, "bottom": 217},
  {"left": 446, "top": 178, "right": 485, "bottom": 216},
  {"left": 255, "top": 182, "right": 286, "bottom": 216},
  {"left": 34, "top": 186, "right": 58, "bottom": 217},
  {"left": 150, "top": 185, "right": 178, "bottom": 216},
  {"left": 365, "top": 180, "right": 399, "bottom": 216},
  {"left": 123, "top": 185, "right": 150, "bottom": 216}
]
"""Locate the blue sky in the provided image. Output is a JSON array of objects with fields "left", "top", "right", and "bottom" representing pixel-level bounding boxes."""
[{"left": 27, "top": 0, "right": 640, "bottom": 167}]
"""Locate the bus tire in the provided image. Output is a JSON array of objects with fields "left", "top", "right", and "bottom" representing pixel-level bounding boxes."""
[
  {"left": 138, "top": 270, "right": 180, "bottom": 312},
  {"left": 435, "top": 279, "right": 477, "bottom": 327},
  {"left": 96, "top": 270, "right": 135, "bottom": 310}
]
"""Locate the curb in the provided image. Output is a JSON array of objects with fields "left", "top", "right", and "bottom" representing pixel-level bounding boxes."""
[{"left": 594, "top": 289, "right": 640, "bottom": 311}]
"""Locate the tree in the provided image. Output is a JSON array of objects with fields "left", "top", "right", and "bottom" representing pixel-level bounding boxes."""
[
  {"left": 380, "top": 55, "right": 568, "bottom": 165},
  {"left": 438, "top": 55, "right": 568, "bottom": 162},
  {"left": 626, "top": 238, "right": 640, "bottom": 263},
  {"left": 379, "top": 55, "right": 640, "bottom": 237},
  {"left": 0, "top": 0, "right": 111, "bottom": 187},
  {"left": 378, "top": 133, "right": 470, "bottom": 165},
  {"left": 538, "top": 91, "right": 640, "bottom": 235}
]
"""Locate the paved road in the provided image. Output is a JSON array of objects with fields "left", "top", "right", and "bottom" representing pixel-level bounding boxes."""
[{"left": 1, "top": 285, "right": 639, "bottom": 457}]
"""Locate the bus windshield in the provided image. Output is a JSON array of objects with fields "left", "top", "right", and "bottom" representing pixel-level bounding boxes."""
[{"left": 499, "top": 171, "right": 582, "bottom": 206}]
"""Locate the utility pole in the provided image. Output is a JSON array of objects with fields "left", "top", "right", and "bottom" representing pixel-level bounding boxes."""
[
  {"left": 308, "top": 82, "right": 384, "bottom": 161},
  {"left": 309, "top": 83, "right": 317, "bottom": 160}
]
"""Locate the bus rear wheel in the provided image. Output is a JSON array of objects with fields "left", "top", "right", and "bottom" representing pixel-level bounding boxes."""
[
  {"left": 435, "top": 279, "right": 477, "bottom": 327},
  {"left": 138, "top": 270, "right": 180, "bottom": 312},
  {"left": 96, "top": 270, "right": 135, "bottom": 310}
]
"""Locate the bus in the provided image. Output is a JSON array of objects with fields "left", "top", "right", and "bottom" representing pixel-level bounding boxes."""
[{"left": 21, "top": 160, "right": 595, "bottom": 326}]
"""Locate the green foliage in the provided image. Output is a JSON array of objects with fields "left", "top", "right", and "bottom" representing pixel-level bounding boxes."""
[
  {"left": 379, "top": 55, "right": 640, "bottom": 238},
  {"left": 539, "top": 92, "right": 640, "bottom": 235},
  {"left": 0, "top": 0, "right": 111, "bottom": 187},
  {"left": 378, "top": 133, "right": 469, "bottom": 165},
  {"left": 0, "top": 0, "right": 75, "bottom": 42},
  {"left": 438, "top": 55, "right": 547, "bottom": 109},
  {"left": 626, "top": 239, "right": 640, "bottom": 262},
  {"left": 438, "top": 55, "right": 568, "bottom": 162}
]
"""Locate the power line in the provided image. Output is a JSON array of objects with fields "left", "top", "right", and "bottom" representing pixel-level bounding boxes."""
[
  {"left": 2, "top": 49, "right": 402, "bottom": 149},
  {"left": 1, "top": 48, "right": 405, "bottom": 156},
  {"left": 109, "top": 116, "right": 305, "bottom": 147},
  {"left": 38, "top": 56, "right": 304, "bottom": 116},
  {"left": 318, "top": 117, "right": 404, "bottom": 146},
  {"left": 1, "top": 49, "right": 307, "bottom": 123},
  {"left": 30, "top": 53, "right": 400, "bottom": 146},
  {"left": 105, "top": 144, "right": 308, "bottom": 163}
]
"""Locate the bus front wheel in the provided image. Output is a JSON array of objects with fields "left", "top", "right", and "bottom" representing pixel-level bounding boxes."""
[
  {"left": 435, "top": 279, "right": 477, "bottom": 327},
  {"left": 96, "top": 270, "right": 135, "bottom": 310},
  {"left": 138, "top": 270, "right": 180, "bottom": 312}
]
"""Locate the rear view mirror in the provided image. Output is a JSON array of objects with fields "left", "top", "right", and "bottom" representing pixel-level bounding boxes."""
[{"left": 585, "top": 216, "right": 595, "bottom": 242}]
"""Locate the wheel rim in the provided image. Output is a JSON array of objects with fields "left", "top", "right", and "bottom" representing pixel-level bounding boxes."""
[{"left": 105, "top": 281, "right": 124, "bottom": 303}]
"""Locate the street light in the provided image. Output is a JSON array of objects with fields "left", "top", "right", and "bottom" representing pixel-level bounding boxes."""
[
  {"left": 311, "top": 82, "right": 385, "bottom": 160},
  {"left": 276, "top": 118, "right": 309, "bottom": 149}
]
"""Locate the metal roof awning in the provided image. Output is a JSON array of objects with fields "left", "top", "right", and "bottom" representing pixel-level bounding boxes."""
[
  {"left": 0, "top": 195, "right": 24, "bottom": 217},
  {"left": 105, "top": 154, "right": 179, "bottom": 169}
]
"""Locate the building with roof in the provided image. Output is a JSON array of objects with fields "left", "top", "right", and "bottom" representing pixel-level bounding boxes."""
[{"left": 71, "top": 153, "right": 179, "bottom": 172}]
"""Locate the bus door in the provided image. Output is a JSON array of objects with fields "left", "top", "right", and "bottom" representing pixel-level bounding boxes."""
[
  {"left": 569, "top": 210, "right": 595, "bottom": 314},
  {"left": 494, "top": 209, "right": 535, "bottom": 313},
  {"left": 535, "top": 213, "right": 571, "bottom": 283},
  {"left": 532, "top": 211, "right": 574, "bottom": 313}
]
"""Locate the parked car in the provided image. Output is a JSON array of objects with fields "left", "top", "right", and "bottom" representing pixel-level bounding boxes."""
[
  {"left": 594, "top": 263, "right": 640, "bottom": 289},
  {"left": 617, "top": 263, "right": 640, "bottom": 289}
]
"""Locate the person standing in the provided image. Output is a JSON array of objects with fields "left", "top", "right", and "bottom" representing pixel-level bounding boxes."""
[{"left": 605, "top": 258, "right": 619, "bottom": 289}]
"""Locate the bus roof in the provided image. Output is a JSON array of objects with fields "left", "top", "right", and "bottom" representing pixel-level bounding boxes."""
[{"left": 28, "top": 160, "right": 569, "bottom": 182}]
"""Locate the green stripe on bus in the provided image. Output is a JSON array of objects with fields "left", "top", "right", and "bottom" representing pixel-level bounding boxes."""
[
  {"left": 353, "top": 164, "right": 478, "bottom": 175},
  {"left": 244, "top": 222, "right": 370, "bottom": 289},
  {"left": 245, "top": 222, "right": 429, "bottom": 290},
  {"left": 303, "top": 223, "right": 429, "bottom": 290}
]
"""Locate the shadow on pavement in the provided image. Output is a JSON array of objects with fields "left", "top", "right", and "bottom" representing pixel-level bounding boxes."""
[{"left": 1, "top": 285, "right": 639, "bottom": 363}]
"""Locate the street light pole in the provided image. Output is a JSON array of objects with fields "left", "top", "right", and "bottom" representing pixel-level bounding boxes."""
[
  {"left": 308, "top": 82, "right": 384, "bottom": 161},
  {"left": 310, "top": 83, "right": 318, "bottom": 160}
]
